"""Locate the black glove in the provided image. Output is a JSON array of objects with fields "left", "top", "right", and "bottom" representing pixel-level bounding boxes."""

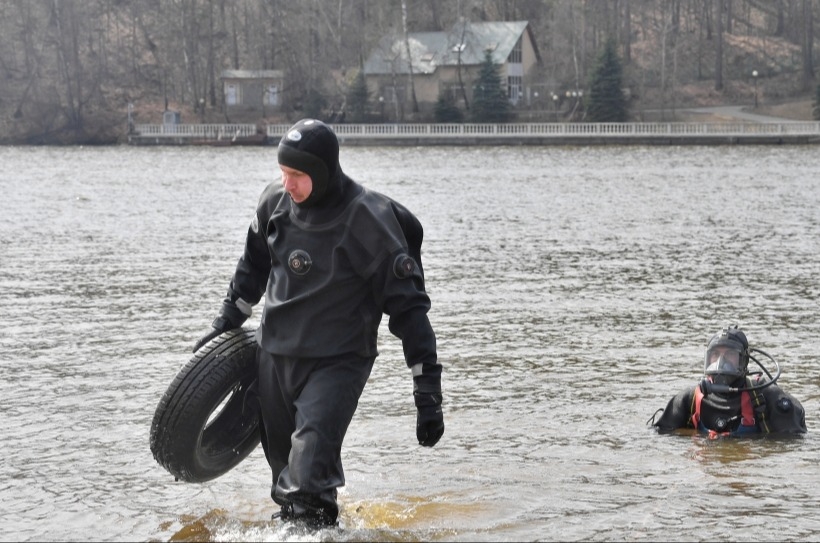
[
  {"left": 414, "top": 376, "right": 444, "bottom": 447},
  {"left": 192, "top": 300, "right": 248, "bottom": 353}
]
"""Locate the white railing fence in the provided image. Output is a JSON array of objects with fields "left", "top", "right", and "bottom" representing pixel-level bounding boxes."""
[
  {"left": 131, "top": 121, "right": 820, "bottom": 141},
  {"left": 133, "top": 123, "right": 263, "bottom": 138}
]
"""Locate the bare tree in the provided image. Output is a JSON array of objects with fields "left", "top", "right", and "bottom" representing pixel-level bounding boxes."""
[
  {"left": 715, "top": 0, "right": 725, "bottom": 91},
  {"left": 453, "top": 18, "right": 471, "bottom": 109},
  {"left": 800, "top": 0, "right": 814, "bottom": 90},
  {"left": 2, "top": 0, "right": 820, "bottom": 142},
  {"left": 51, "top": 0, "right": 86, "bottom": 130},
  {"left": 622, "top": 0, "right": 632, "bottom": 64},
  {"left": 401, "top": 0, "right": 420, "bottom": 113}
]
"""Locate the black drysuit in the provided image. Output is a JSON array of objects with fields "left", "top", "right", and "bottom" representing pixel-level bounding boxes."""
[
  {"left": 653, "top": 377, "right": 806, "bottom": 436},
  {"left": 220, "top": 125, "right": 441, "bottom": 523}
]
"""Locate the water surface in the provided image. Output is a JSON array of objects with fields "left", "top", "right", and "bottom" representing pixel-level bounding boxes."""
[{"left": 1, "top": 144, "right": 819, "bottom": 542}]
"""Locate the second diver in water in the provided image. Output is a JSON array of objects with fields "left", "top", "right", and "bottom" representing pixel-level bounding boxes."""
[{"left": 651, "top": 325, "right": 806, "bottom": 437}]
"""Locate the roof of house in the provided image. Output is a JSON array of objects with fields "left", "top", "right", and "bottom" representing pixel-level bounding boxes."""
[{"left": 363, "top": 20, "right": 538, "bottom": 76}]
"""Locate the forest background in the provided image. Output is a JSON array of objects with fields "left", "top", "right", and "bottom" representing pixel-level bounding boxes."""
[{"left": 1, "top": 0, "right": 818, "bottom": 144}]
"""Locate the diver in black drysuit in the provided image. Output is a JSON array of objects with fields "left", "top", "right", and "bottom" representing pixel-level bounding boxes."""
[
  {"left": 193, "top": 119, "right": 444, "bottom": 527},
  {"left": 652, "top": 326, "right": 806, "bottom": 437}
]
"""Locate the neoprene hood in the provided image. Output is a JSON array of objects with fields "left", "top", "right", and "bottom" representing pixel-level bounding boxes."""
[
  {"left": 277, "top": 119, "right": 339, "bottom": 207},
  {"left": 704, "top": 325, "right": 750, "bottom": 385}
]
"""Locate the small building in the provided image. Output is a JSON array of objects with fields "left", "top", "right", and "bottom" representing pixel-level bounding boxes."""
[
  {"left": 221, "top": 69, "right": 285, "bottom": 119},
  {"left": 363, "top": 20, "right": 541, "bottom": 120},
  {"left": 162, "top": 110, "right": 181, "bottom": 125}
]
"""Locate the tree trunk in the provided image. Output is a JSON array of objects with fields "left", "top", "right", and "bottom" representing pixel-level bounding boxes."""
[
  {"left": 207, "top": 0, "right": 217, "bottom": 109},
  {"left": 800, "top": 0, "right": 814, "bottom": 91},
  {"left": 51, "top": 0, "right": 83, "bottom": 130},
  {"left": 715, "top": 0, "right": 724, "bottom": 91},
  {"left": 456, "top": 18, "right": 470, "bottom": 109},
  {"left": 401, "top": 0, "right": 419, "bottom": 114},
  {"left": 622, "top": 0, "right": 631, "bottom": 64}
]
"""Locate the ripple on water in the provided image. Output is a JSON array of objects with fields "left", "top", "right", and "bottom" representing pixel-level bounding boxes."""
[{"left": 1, "top": 145, "right": 819, "bottom": 542}]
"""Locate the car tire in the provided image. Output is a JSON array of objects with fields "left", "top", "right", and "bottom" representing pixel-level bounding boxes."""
[{"left": 150, "top": 327, "right": 260, "bottom": 483}]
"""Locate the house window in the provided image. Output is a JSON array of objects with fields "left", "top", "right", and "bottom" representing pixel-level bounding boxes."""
[
  {"left": 507, "top": 37, "right": 522, "bottom": 64},
  {"left": 508, "top": 75, "right": 523, "bottom": 103},
  {"left": 441, "top": 83, "right": 462, "bottom": 101},
  {"left": 383, "top": 85, "right": 405, "bottom": 103},
  {"left": 264, "top": 84, "right": 280, "bottom": 106},
  {"left": 226, "top": 83, "right": 239, "bottom": 105}
]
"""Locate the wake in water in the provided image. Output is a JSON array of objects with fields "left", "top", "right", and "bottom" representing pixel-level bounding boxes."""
[{"left": 164, "top": 497, "right": 468, "bottom": 542}]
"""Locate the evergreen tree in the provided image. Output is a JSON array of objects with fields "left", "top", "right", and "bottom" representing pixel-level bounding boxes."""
[
  {"left": 471, "top": 50, "right": 513, "bottom": 123},
  {"left": 813, "top": 84, "right": 820, "bottom": 120},
  {"left": 347, "top": 70, "right": 370, "bottom": 123},
  {"left": 303, "top": 88, "right": 328, "bottom": 120},
  {"left": 434, "top": 91, "right": 464, "bottom": 123},
  {"left": 586, "top": 38, "right": 628, "bottom": 122}
]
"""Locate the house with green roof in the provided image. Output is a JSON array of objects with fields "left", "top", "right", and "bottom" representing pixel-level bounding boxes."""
[{"left": 363, "top": 20, "right": 541, "bottom": 121}]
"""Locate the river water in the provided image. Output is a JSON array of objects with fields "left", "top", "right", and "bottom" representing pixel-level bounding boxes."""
[{"left": 1, "top": 143, "right": 819, "bottom": 542}]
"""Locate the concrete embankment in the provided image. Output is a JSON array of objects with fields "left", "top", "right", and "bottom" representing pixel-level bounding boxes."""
[{"left": 128, "top": 118, "right": 820, "bottom": 147}]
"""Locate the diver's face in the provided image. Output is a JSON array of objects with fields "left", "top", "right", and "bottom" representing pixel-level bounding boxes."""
[
  {"left": 708, "top": 346, "right": 741, "bottom": 368},
  {"left": 280, "top": 165, "right": 313, "bottom": 203}
]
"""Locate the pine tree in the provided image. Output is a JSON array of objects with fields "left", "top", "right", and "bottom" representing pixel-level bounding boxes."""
[
  {"left": 303, "top": 88, "right": 327, "bottom": 120},
  {"left": 347, "top": 70, "right": 370, "bottom": 123},
  {"left": 813, "top": 84, "right": 820, "bottom": 120},
  {"left": 471, "top": 50, "right": 512, "bottom": 123},
  {"left": 586, "top": 38, "right": 628, "bottom": 122},
  {"left": 434, "top": 91, "right": 464, "bottom": 123}
]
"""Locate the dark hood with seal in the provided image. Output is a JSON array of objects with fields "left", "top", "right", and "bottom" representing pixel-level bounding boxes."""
[{"left": 277, "top": 119, "right": 347, "bottom": 210}]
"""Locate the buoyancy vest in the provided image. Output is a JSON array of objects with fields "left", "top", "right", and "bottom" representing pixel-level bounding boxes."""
[{"left": 690, "top": 377, "right": 769, "bottom": 438}]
